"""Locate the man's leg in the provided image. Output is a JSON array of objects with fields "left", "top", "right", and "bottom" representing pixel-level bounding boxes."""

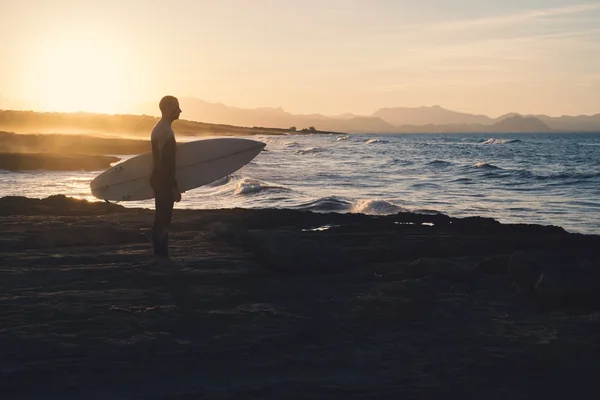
[
  {"left": 152, "top": 189, "right": 174, "bottom": 259},
  {"left": 151, "top": 193, "right": 164, "bottom": 256},
  {"left": 159, "top": 195, "right": 174, "bottom": 257}
]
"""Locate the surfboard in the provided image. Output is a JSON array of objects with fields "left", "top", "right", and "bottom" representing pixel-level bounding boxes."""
[{"left": 90, "top": 138, "right": 265, "bottom": 201}]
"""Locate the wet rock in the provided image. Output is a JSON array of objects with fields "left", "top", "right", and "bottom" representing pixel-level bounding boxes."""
[
  {"left": 508, "top": 252, "right": 545, "bottom": 294},
  {"left": 509, "top": 251, "right": 600, "bottom": 308},
  {"left": 208, "top": 221, "right": 349, "bottom": 274},
  {"left": 409, "top": 257, "right": 477, "bottom": 280},
  {"left": 249, "top": 234, "right": 349, "bottom": 274},
  {"left": 393, "top": 212, "right": 566, "bottom": 235},
  {"left": 26, "top": 224, "right": 144, "bottom": 249},
  {"left": 475, "top": 254, "right": 512, "bottom": 275}
]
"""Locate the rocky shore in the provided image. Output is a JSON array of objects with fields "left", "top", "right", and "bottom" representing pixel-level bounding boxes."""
[{"left": 1, "top": 195, "right": 600, "bottom": 399}]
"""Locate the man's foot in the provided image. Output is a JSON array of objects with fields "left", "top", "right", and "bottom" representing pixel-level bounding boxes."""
[
  {"left": 155, "top": 255, "right": 177, "bottom": 266},
  {"left": 141, "top": 229, "right": 153, "bottom": 248},
  {"left": 145, "top": 256, "right": 182, "bottom": 273}
]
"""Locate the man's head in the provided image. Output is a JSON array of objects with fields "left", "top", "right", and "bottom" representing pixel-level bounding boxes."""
[{"left": 159, "top": 95, "right": 181, "bottom": 122}]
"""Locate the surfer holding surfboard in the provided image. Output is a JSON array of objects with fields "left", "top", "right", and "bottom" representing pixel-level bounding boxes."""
[
  {"left": 150, "top": 95, "right": 182, "bottom": 265},
  {"left": 90, "top": 98, "right": 266, "bottom": 266}
]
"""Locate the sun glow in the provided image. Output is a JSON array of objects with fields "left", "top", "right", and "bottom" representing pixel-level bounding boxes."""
[{"left": 25, "top": 30, "right": 139, "bottom": 114}]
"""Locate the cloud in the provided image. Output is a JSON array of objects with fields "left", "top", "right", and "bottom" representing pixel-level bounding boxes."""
[
  {"left": 431, "top": 3, "right": 600, "bottom": 31},
  {"left": 359, "top": 26, "right": 600, "bottom": 88}
]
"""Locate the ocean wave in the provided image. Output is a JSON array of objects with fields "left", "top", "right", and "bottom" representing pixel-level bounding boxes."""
[
  {"left": 427, "top": 160, "right": 452, "bottom": 168},
  {"left": 365, "top": 138, "right": 389, "bottom": 144},
  {"left": 253, "top": 136, "right": 275, "bottom": 144},
  {"left": 283, "top": 141, "right": 300, "bottom": 148},
  {"left": 295, "top": 196, "right": 352, "bottom": 212},
  {"left": 336, "top": 136, "right": 349, "bottom": 141},
  {"left": 476, "top": 168, "right": 600, "bottom": 182},
  {"left": 205, "top": 175, "right": 233, "bottom": 187},
  {"left": 452, "top": 177, "right": 474, "bottom": 183},
  {"left": 351, "top": 199, "right": 407, "bottom": 215},
  {"left": 411, "top": 182, "right": 442, "bottom": 189},
  {"left": 295, "top": 147, "right": 325, "bottom": 155},
  {"left": 413, "top": 208, "right": 442, "bottom": 215},
  {"left": 530, "top": 171, "right": 600, "bottom": 181},
  {"left": 392, "top": 158, "right": 414, "bottom": 165},
  {"left": 473, "top": 162, "right": 502, "bottom": 170},
  {"left": 481, "top": 138, "right": 522, "bottom": 145},
  {"left": 233, "top": 178, "right": 293, "bottom": 196}
]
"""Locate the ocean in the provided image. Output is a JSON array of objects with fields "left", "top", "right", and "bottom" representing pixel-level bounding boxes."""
[{"left": 2, "top": 132, "right": 599, "bottom": 234}]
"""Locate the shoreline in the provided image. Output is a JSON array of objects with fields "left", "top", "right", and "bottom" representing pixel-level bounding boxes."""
[
  {"left": 1, "top": 194, "right": 596, "bottom": 236},
  {"left": 0, "top": 131, "right": 150, "bottom": 156},
  {"left": 2, "top": 195, "right": 600, "bottom": 397},
  {"left": 0, "top": 153, "right": 120, "bottom": 171},
  {"left": 0, "top": 193, "right": 575, "bottom": 228}
]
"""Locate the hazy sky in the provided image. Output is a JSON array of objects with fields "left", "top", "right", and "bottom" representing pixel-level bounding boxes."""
[{"left": 1, "top": 0, "right": 599, "bottom": 116}]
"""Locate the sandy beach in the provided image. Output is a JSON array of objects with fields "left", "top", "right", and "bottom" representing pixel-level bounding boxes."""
[{"left": 1, "top": 195, "right": 600, "bottom": 398}]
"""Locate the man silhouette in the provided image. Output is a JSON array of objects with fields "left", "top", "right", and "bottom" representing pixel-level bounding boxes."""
[{"left": 150, "top": 95, "right": 182, "bottom": 265}]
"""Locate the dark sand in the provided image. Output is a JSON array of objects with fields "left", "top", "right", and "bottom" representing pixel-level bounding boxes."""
[{"left": 1, "top": 196, "right": 600, "bottom": 399}]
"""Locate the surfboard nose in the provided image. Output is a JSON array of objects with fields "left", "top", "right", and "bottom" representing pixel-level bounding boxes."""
[{"left": 245, "top": 139, "right": 266, "bottom": 148}]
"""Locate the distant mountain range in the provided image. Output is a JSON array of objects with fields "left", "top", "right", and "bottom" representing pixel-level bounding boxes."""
[
  {"left": 133, "top": 98, "right": 600, "bottom": 133},
  {"left": 373, "top": 105, "right": 493, "bottom": 126}
]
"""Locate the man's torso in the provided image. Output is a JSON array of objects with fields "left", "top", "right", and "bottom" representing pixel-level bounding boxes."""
[{"left": 150, "top": 120, "right": 177, "bottom": 191}]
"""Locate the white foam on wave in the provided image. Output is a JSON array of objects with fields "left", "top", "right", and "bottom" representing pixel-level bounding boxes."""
[
  {"left": 578, "top": 143, "right": 600, "bottom": 147},
  {"left": 233, "top": 178, "right": 269, "bottom": 195},
  {"left": 336, "top": 136, "right": 349, "bottom": 141},
  {"left": 302, "top": 224, "right": 340, "bottom": 232},
  {"left": 351, "top": 199, "right": 406, "bottom": 215},
  {"left": 365, "top": 138, "right": 389, "bottom": 144},
  {"left": 205, "top": 175, "right": 232, "bottom": 187},
  {"left": 482, "top": 138, "right": 521, "bottom": 145},
  {"left": 253, "top": 136, "right": 275, "bottom": 144},
  {"left": 473, "top": 162, "right": 501, "bottom": 169},
  {"left": 232, "top": 177, "right": 292, "bottom": 196},
  {"left": 283, "top": 141, "right": 300, "bottom": 148},
  {"left": 295, "top": 147, "right": 324, "bottom": 155}
]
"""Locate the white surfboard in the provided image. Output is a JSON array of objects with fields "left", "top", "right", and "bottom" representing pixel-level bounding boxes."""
[{"left": 90, "top": 138, "right": 265, "bottom": 201}]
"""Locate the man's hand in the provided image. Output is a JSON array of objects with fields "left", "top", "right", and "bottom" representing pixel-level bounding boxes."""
[{"left": 173, "top": 187, "right": 182, "bottom": 203}]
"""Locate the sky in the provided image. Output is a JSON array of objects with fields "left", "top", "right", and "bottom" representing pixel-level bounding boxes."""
[{"left": 0, "top": 0, "right": 599, "bottom": 117}]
